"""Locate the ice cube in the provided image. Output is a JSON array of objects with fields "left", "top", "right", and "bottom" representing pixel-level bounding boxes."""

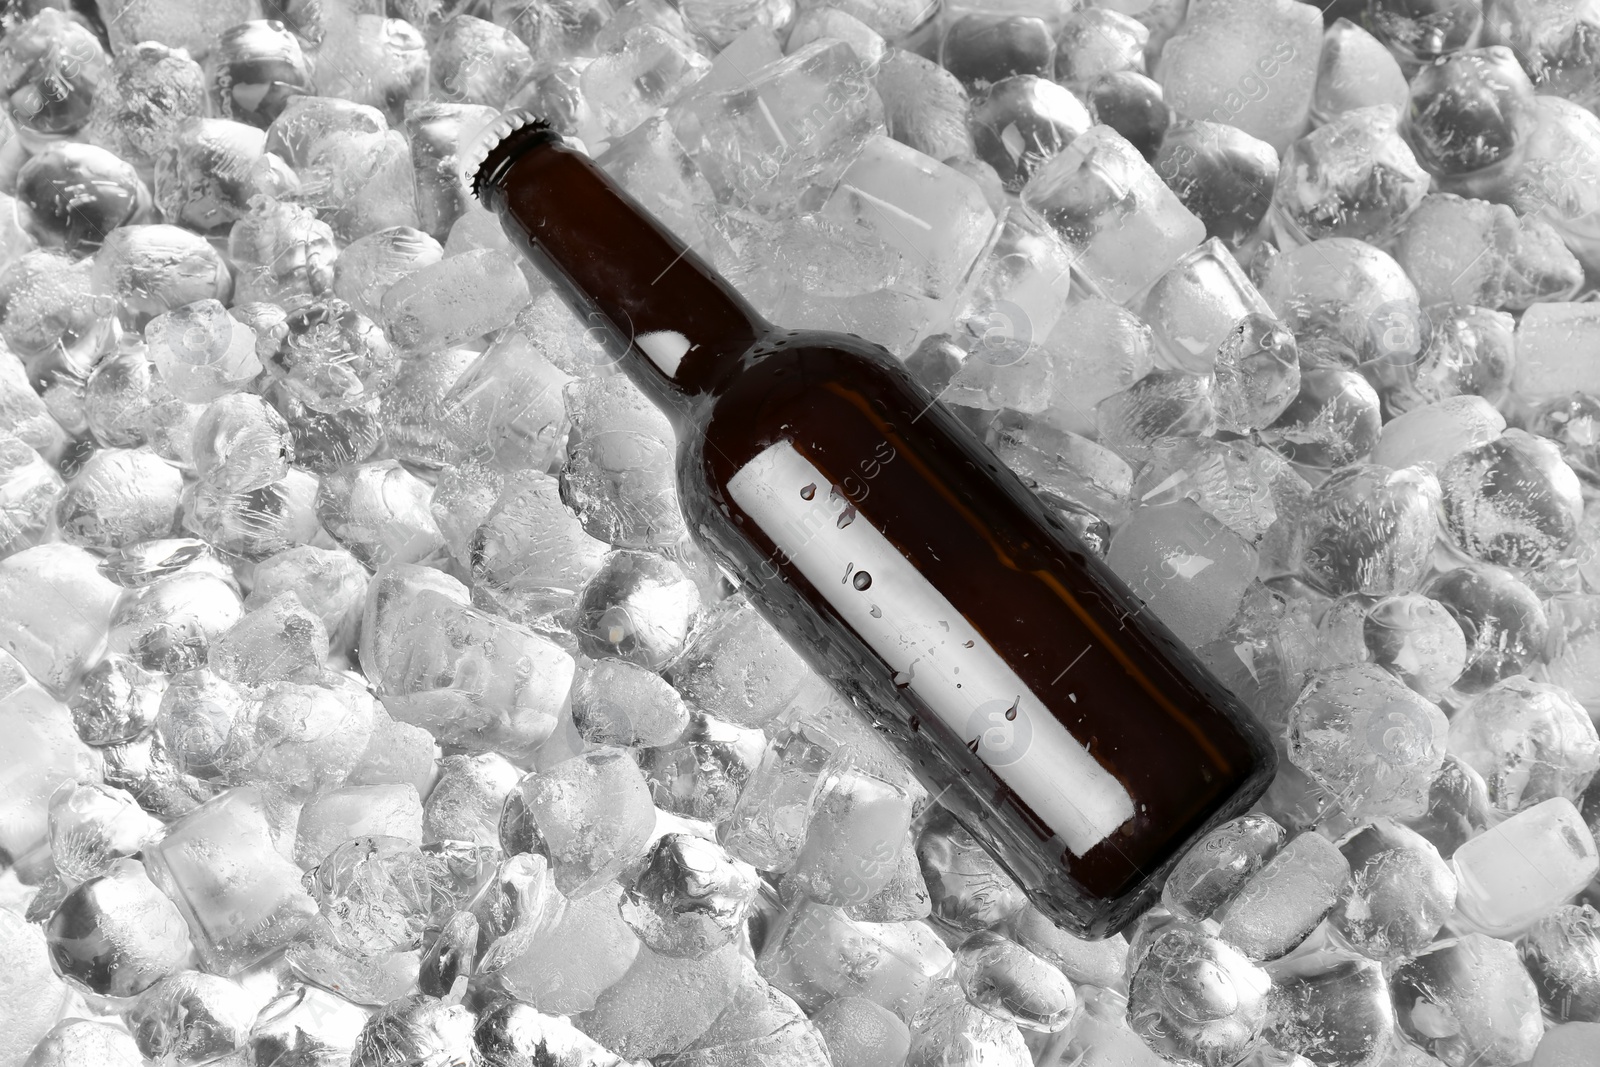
[
  {"left": 757, "top": 895, "right": 953, "bottom": 1016},
  {"left": 1161, "top": 812, "right": 1285, "bottom": 922},
  {"left": 1152, "top": 120, "right": 1280, "bottom": 250},
  {"left": 667, "top": 39, "right": 885, "bottom": 217},
  {"left": 917, "top": 805, "right": 1030, "bottom": 933},
  {"left": 1258, "top": 237, "right": 1421, "bottom": 366},
  {"left": 598, "top": 117, "right": 729, "bottom": 265},
  {"left": 47, "top": 780, "right": 160, "bottom": 882},
  {"left": 1440, "top": 428, "right": 1584, "bottom": 570},
  {"left": 223, "top": 679, "right": 376, "bottom": 798},
  {"left": 317, "top": 461, "right": 446, "bottom": 569},
  {"left": 484, "top": 879, "right": 640, "bottom": 1013},
  {"left": 45, "top": 856, "right": 194, "bottom": 997},
  {"left": 1312, "top": 19, "right": 1410, "bottom": 125},
  {"left": 22, "top": 1021, "right": 143, "bottom": 1067},
  {"left": 821, "top": 135, "right": 998, "bottom": 302},
  {"left": 579, "top": 26, "right": 712, "bottom": 144},
  {"left": 1451, "top": 796, "right": 1600, "bottom": 937},
  {"left": 1107, "top": 499, "right": 1258, "bottom": 646},
  {"left": 1133, "top": 436, "right": 1300, "bottom": 545},
  {"left": 379, "top": 249, "right": 531, "bottom": 356},
  {"left": 127, "top": 969, "right": 257, "bottom": 1067},
  {"left": 378, "top": 346, "right": 478, "bottom": 469},
  {"left": 784, "top": 759, "right": 914, "bottom": 907},
  {"left": 1330, "top": 820, "right": 1458, "bottom": 960},
  {"left": 1448, "top": 676, "right": 1600, "bottom": 816},
  {"left": 350, "top": 996, "right": 476, "bottom": 1067},
  {"left": 294, "top": 784, "right": 425, "bottom": 869},
  {"left": 1136, "top": 238, "right": 1271, "bottom": 373},
  {"left": 476, "top": 1001, "right": 642, "bottom": 1067},
  {"left": 576, "top": 550, "right": 702, "bottom": 669},
  {"left": 1212, "top": 830, "right": 1350, "bottom": 960},
  {"left": 1370, "top": 395, "right": 1505, "bottom": 474},
  {"left": 309, "top": 15, "right": 430, "bottom": 127},
  {"left": 0, "top": 543, "right": 119, "bottom": 695},
  {"left": 227, "top": 198, "right": 338, "bottom": 312},
  {"left": 362, "top": 567, "right": 575, "bottom": 761},
  {"left": 1096, "top": 370, "right": 1217, "bottom": 463},
  {"left": 1515, "top": 303, "right": 1600, "bottom": 404},
  {"left": 639, "top": 710, "right": 764, "bottom": 822},
  {"left": 1154, "top": 0, "right": 1322, "bottom": 153},
  {"left": 423, "top": 753, "right": 521, "bottom": 846},
  {"left": 953, "top": 929, "right": 1075, "bottom": 1032},
  {"left": 1519, "top": 903, "right": 1600, "bottom": 1023},
  {"left": 247, "top": 985, "right": 369, "bottom": 1067},
  {"left": 334, "top": 226, "right": 445, "bottom": 321},
  {"left": 1294, "top": 464, "right": 1441, "bottom": 597},
  {"left": 1270, "top": 105, "right": 1429, "bottom": 246},
  {"left": 1287, "top": 662, "right": 1449, "bottom": 821},
  {"left": 248, "top": 546, "right": 369, "bottom": 658},
  {"left": 1263, "top": 957, "right": 1396, "bottom": 1067},
  {"left": 620, "top": 832, "right": 759, "bottom": 959},
  {"left": 1021, "top": 124, "right": 1204, "bottom": 303},
  {"left": 666, "top": 597, "right": 813, "bottom": 729},
  {"left": 430, "top": 15, "right": 536, "bottom": 108},
  {"left": 1393, "top": 193, "right": 1583, "bottom": 310},
  {"left": 811, "top": 996, "right": 911, "bottom": 1067},
  {"left": 1125, "top": 923, "right": 1271, "bottom": 1067},
  {"left": 1391, "top": 933, "right": 1545, "bottom": 1066},
  {"left": 502, "top": 748, "right": 656, "bottom": 897},
  {"left": 470, "top": 469, "right": 611, "bottom": 624},
  {"left": 0, "top": 907, "right": 71, "bottom": 1067},
  {"left": 193, "top": 393, "right": 294, "bottom": 494}
]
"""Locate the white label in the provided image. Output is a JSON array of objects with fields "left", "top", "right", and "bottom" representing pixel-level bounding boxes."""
[{"left": 727, "top": 440, "right": 1135, "bottom": 857}]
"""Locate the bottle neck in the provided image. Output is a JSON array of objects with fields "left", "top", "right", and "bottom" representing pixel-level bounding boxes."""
[{"left": 475, "top": 125, "right": 769, "bottom": 417}]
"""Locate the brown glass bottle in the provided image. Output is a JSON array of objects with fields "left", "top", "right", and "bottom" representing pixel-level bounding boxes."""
[{"left": 473, "top": 117, "right": 1276, "bottom": 938}]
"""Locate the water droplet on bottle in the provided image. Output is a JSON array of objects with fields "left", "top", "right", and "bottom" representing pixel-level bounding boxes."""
[
  {"left": 869, "top": 605, "right": 882, "bottom": 618},
  {"left": 837, "top": 505, "right": 856, "bottom": 529},
  {"left": 841, "top": 562, "right": 854, "bottom": 584},
  {"left": 852, "top": 571, "right": 872, "bottom": 590},
  {"left": 800, "top": 483, "right": 816, "bottom": 500}
]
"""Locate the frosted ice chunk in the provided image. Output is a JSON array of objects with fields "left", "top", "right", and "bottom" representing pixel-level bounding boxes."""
[
  {"left": 563, "top": 377, "right": 685, "bottom": 550},
  {"left": 1452, "top": 796, "right": 1600, "bottom": 937},
  {"left": 0, "top": 543, "right": 120, "bottom": 695},
  {"left": 1107, "top": 499, "right": 1257, "bottom": 646},
  {"left": 380, "top": 249, "right": 531, "bottom": 356},
  {"left": 1393, "top": 194, "right": 1583, "bottom": 311},
  {"left": 1312, "top": 19, "right": 1409, "bottom": 125},
  {"left": 317, "top": 461, "right": 446, "bottom": 569},
  {"left": 46, "top": 859, "right": 193, "bottom": 994},
  {"left": 578, "top": 27, "right": 712, "bottom": 144},
  {"left": 144, "top": 299, "right": 263, "bottom": 404},
  {"left": 1391, "top": 933, "right": 1545, "bottom": 1065},
  {"left": 55, "top": 446, "right": 183, "bottom": 550},
  {"left": 423, "top": 753, "right": 520, "bottom": 846},
  {"left": 1293, "top": 464, "right": 1441, "bottom": 597},
  {"left": 953, "top": 929, "right": 1075, "bottom": 1032},
  {"left": 362, "top": 567, "right": 574, "bottom": 761},
  {"left": 821, "top": 135, "right": 998, "bottom": 302},
  {"left": 666, "top": 597, "right": 813, "bottom": 729},
  {"left": 1515, "top": 303, "right": 1600, "bottom": 404},
  {"left": 471, "top": 469, "right": 611, "bottom": 623},
  {"left": 1021, "top": 124, "right": 1205, "bottom": 303},
  {"left": 1440, "top": 428, "right": 1584, "bottom": 570},
  {"left": 1125, "top": 923, "right": 1271, "bottom": 1067},
  {"left": 1136, "top": 237, "right": 1271, "bottom": 373},
  {"left": 667, "top": 39, "right": 885, "bottom": 217},
  {"left": 294, "top": 784, "right": 425, "bottom": 869},
  {"left": 1154, "top": 0, "right": 1322, "bottom": 152},
  {"left": 620, "top": 832, "right": 759, "bottom": 959},
  {"left": 1287, "top": 662, "right": 1449, "bottom": 821},
  {"left": 1331, "top": 820, "right": 1458, "bottom": 960},
  {"left": 784, "top": 759, "right": 914, "bottom": 907},
  {"left": 501, "top": 748, "right": 656, "bottom": 897},
  {"left": 1371, "top": 396, "right": 1505, "bottom": 473},
  {"left": 1269, "top": 105, "right": 1429, "bottom": 245}
]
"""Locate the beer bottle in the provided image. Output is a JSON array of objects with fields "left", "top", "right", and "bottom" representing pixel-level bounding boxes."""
[{"left": 471, "top": 114, "right": 1275, "bottom": 938}]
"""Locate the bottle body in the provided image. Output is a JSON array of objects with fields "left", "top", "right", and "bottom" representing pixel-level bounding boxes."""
[
  {"left": 472, "top": 118, "right": 1276, "bottom": 938},
  {"left": 684, "top": 333, "right": 1273, "bottom": 936}
]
